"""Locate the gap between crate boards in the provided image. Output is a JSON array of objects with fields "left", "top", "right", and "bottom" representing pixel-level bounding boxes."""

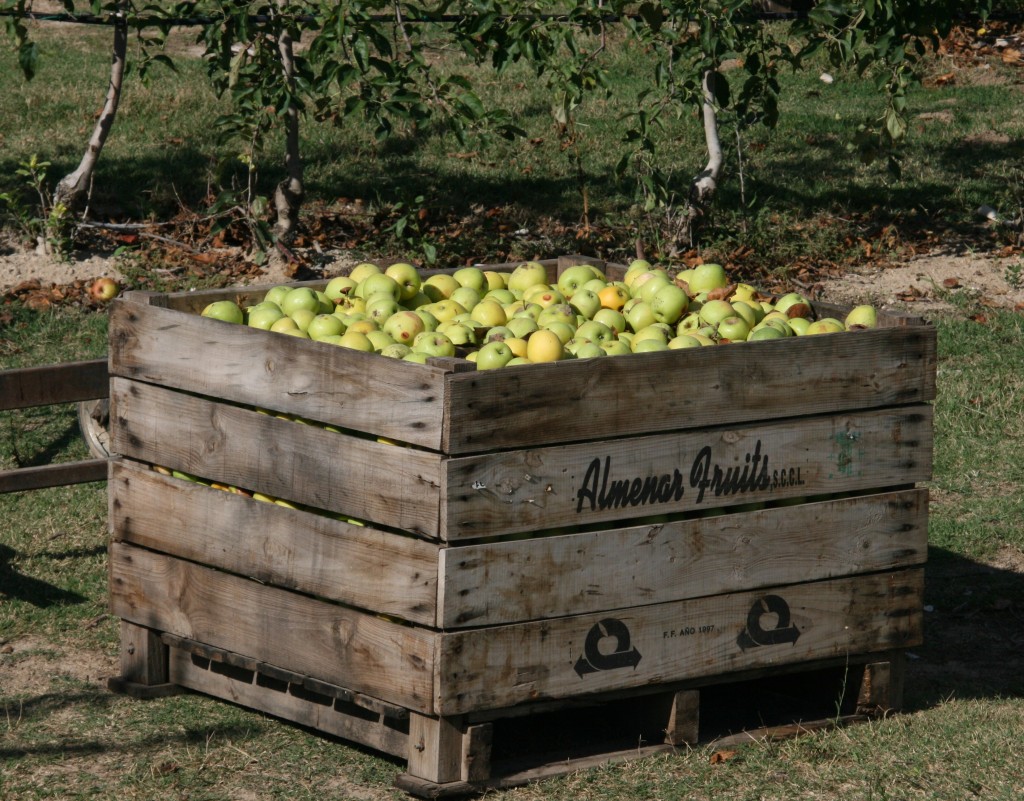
[{"left": 108, "top": 625, "right": 906, "bottom": 797}]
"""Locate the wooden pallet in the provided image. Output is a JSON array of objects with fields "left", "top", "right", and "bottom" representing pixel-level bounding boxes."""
[{"left": 108, "top": 622, "right": 905, "bottom": 797}]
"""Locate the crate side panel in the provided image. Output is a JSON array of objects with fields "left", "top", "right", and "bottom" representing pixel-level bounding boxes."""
[
  {"left": 442, "top": 405, "right": 932, "bottom": 540},
  {"left": 438, "top": 489, "right": 927, "bottom": 628},
  {"left": 443, "top": 327, "right": 935, "bottom": 454},
  {"left": 109, "top": 542, "right": 436, "bottom": 713},
  {"left": 111, "top": 460, "right": 439, "bottom": 625},
  {"left": 109, "top": 300, "right": 449, "bottom": 450},
  {"left": 436, "top": 569, "right": 924, "bottom": 715},
  {"left": 109, "top": 377, "right": 443, "bottom": 538}
]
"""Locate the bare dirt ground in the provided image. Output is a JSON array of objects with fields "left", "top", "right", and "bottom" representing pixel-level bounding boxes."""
[{"left": 3, "top": 240, "right": 1024, "bottom": 313}]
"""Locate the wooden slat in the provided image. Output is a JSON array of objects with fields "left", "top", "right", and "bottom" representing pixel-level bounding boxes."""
[
  {"left": 442, "top": 405, "right": 933, "bottom": 540},
  {"left": 435, "top": 570, "right": 924, "bottom": 715},
  {"left": 110, "top": 459, "right": 440, "bottom": 625},
  {"left": 407, "top": 714, "right": 465, "bottom": 784},
  {"left": 108, "top": 299, "right": 451, "bottom": 450},
  {"left": 442, "top": 325, "right": 935, "bottom": 453},
  {"left": 0, "top": 358, "right": 108, "bottom": 411},
  {"left": 0, "top": 458, "right": 108, "bottom": 493},
  {"left": 109, "top": 542, "right": 437, "bottom": 713},
  {"left": 168, "top": 647, "right": 408, "bottom": 757},
  {"left": 108, "top": 377, "right": 444, "bottom": 538},
  {"left": 437, "top": 489, "right": 926, "bottom": 627}
]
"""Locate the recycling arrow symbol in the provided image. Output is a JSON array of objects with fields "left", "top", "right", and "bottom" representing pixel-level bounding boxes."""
[
  {"left": 574, "top": 618, "right": 642, "bottom": 678},
  {"left": 737, "top": 594, "right": 802, "bottom": 651}
]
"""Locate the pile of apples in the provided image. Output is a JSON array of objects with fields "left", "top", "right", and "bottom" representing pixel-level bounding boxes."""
[{"left": 200, "top": 260, "right": 879, "bottom": 370}]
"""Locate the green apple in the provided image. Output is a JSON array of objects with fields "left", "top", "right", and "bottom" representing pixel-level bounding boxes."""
[
  {"left": 279, "top": 327, "right": 310, "bottom": 339},
  {"left": 788, "top": 317, "right": 811, "bottom": 335},
  {"left": 482, "top": 325, "right": 515, "bottom": 344},
  {"left": 557, "top": 264, "right": 597, "bottom": 297},
  {"left": 507, "top": 316, "right": 539, "bottom": 338},
  {"left": 405, "top": 291, "right": 431, "bottom": 309},
  {"left": 625, "top": 300, "right": 657, "bottom": 333},
  {"left": 575, "top": 320, "right": 615, "bottom": 344},
  {"left": 384, "top": 262, "right": 422, "bottom": 301},
  {"left": 633, "top": 338, "right": 670, "bottom": 353},
  {"left": 570, "top": 288, "right": 602, "bottom": 320},
  {"left": 600, "top": 339, "right": 632, "bottom": 356},
  {"left": 631, "top": 325, "right": 669, "bottom": 349},
  {"left": 698, "top": 299, "right": 735, "bottom": 327},
  {"left": 289, "top": 308, "right": 317, "bottom": 332},
  {"left": 650, "top": 283, "right": 690, "bottom": 325},
  {"left": 668, "top": 334, "right": 703, "bottom": 349},
  {"left": 381, "top": 343, "right": 412, "bottom": 359},
  {"left": 438, "top": 321, "right": 478, "bottom": 346},
  {"left": 507, "top": 261, "right": 549, "bottom": 294},
  {"left": 453, "top": 266, "right": 487, "bottom": 292},
  {"left": 537, "top": 303, "right": 576, "bottom": 329},
  {"left": 470, "top": 299, "right": 508, "bottom": 328},
  {"left": 450, "top": 285, "right": 483, "bottom": 312},
  {"left": 506, "top": 356, "right": 532, "bottom": 366},
  {"left": 483, "top": 270, "right": 507, "bottom": 291},
  {"left": 337, "top": 330, "right": 375, "bottom": 351},
  {"left": 324, "top": 275, "right": 357, "bottom": 301},
  {"left": 541, "top": 320, "right": 576, "bottom": 345},
  {"left": 281, "top": 287, "right": 320, "bottom": 317},
  {"left": 270, "top": 316, "right": 300, "bottom": 334},
  {"left": 774, "top": 292, "right": 812, "bottom": 318},
  {"left": 716, "top": 315, "right": 751, "bottom": 342},
  {"left": 247, "top": 305, "right": 286, "bottom": 330},
  {"left": 573, "top": 342, "right": 606, "bottom": 359},
  {"left": 845, "top": 305, "right": 878, "bottom": 329},
  {"left": 484, "top": 288, "right": 516, "bottom": 306},
  {"left": 357, "top": 273, "right": 401, "bottom": 302},
  {"left": 593, "top": 307, "right": 626, "bottom": 334},
  {"left": 730, "top": 283, "right": 759, "bottom": 302},
  {"left": 423, "top": 273, "right": 460, "bottom": 301},
  {"left": 413, "top": 308, "right": 440, "bottom": 332},
  {"left": 637, "top": 273, "right": 673, "bottom": 304},
  {"left": 201, "top": 300, "right": 244, "bottom": 324},
  {"left": 687, "top": 263, "right": 729, "bottom": 294},
  {"left": 748, "top": 325, "right": 786, "bottom": 342},
  {"left": 307, "top": 313, "right": 346, "bottom": 341},
  {"left": 731, "top": 300, "right": 761, "bottom": 327},
  {"left": 529, "top": 287, "right": 566, "bottom": 309},
  {"left": 366, "top": 296, "right": 401, "bottom": 325},
  {"left": 348, "top": 262, "right": 382, "bottom": 283},
  {"left": 263, "top": 285, "right": 292, "bottom": 307},
  {"left": 513, "top": 302, "right": 544, "bottom": 321},
  {"left": 806, "top": 318, "right": 846, "bottom": 335},
  {"left": 383, "top": 310, "right": 426, "bottom": 344},
  {"left": 476, "top": 340, "right": 515, "bottom": 370},
  {"left": 316, "top": 290, "right": 335, "bottom": 314},
  {"left": 366, "top": 330, "right": 395, "bottom": 351},
  {"left": 424, "top": 299, "right": 467, "bottom": 324},
  {"left": 413, "top": 331, "right": 456, "bottom": 357}
]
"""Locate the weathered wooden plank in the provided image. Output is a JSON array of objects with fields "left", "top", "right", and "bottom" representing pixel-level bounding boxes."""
[
  {"left": 110, "top": 459, "right": 440, "bottom": 625},
  {"left": 0, "top": 458, "right": 108, "bottom": 494},
  {"left": 442, "top": 406, "right": 933, "bottom": 540},
  {"left": 437, "top": 489, "right": 927, "bottom": 627},
  {"left": 407, "top": 714, "right": 466, "bottom": 784},
  {"left": 109, "top": 542, "right": 437, "bottom": 713},
  {"left": 109, "top": 377, "right": 443, "bottom": 538},
  {"left": 108, "top": 299, "right": 451, "bottom": 450},
  {"left": 442, "top": 326, "right": 935, "bottom": 453},
  {"left": 0, "top": 358, "right": 108, "bottom": 411},
  {"left": 435, "top": 570, "right": 924, "bottom": 715},
  {"left": 168, "top": 647, "right": 408, "bottom": 758},
  {"left": 665, "top": 689, "right": 700, "bottom": 746}
]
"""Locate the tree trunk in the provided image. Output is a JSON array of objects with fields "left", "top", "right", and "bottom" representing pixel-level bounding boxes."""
[
  {"left": 53, "top": 3, "right": 128, "bottom": 210},
  {"left": 272, "top": 9, "right": 304, "bottom": 242},
  {"left": 683, "top": 67, "right": 724, "bottom": 243}
]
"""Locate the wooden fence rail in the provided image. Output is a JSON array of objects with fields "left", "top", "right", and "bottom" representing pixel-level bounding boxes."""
[{"left": 0, "top": 359, "right": 110, "bottom": 493}]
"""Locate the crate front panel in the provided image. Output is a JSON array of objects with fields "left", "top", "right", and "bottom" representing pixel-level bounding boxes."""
[
  {"left": 437, "top": 488, "right": 927, "bottom": 628},
  {"left": 109, "top": 542, "right": 438, "bottom": 713},
  {"left": 109, "top": 300, "right": 452, "bottom": 451},
  {"left": 109, "top": 377, "right": 445, "bottom": 538},
  {"left": 435, "top": 569, "right": 924, "bottom": 715},
  {"left": 442, "top": 405, "right": 933, "bottom": 540},
  {"left": 110, "top": 460, "right": 440, "bottom": 626},
  {"left": 443, "top": 325, "right": 935, "bottom": 453}
]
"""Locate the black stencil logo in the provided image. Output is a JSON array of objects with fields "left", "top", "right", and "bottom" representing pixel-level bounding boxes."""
[
  {"left": 574, "top": 618, "right": 642, "bottom": 678},
  {"left": 737, "top": 595, "right": 801, "bottom": 651}
]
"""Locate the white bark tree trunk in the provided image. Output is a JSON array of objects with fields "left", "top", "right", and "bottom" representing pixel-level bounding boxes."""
[
  {"left": 687, "top": 67, "right": 723, "bottom": 227},
  {"left": 273, "top": 8, "right": 304, "bottom": 241},
  {"left": 53, "top": 4, "right": 128, "bottom": 210}
]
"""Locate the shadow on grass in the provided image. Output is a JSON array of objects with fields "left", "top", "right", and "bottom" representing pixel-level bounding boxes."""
[
  {"left": 0, "top": 543, "right": 85, "bottom": 607},
  {"left": 905, "top": 545, "right": 1024, "bottom": 708}
]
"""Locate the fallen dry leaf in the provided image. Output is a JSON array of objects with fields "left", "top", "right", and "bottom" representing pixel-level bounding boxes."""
[
  {"left": 942, "top": 277, "right": 961, "bottom": 288},
  {"left": 710, "top": 749, "right": 738, "bottom": 764}
]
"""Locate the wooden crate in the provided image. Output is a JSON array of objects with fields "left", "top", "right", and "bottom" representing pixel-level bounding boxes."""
[{"left": 106, "top": 256, "right": 933, "bottom": 792}]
